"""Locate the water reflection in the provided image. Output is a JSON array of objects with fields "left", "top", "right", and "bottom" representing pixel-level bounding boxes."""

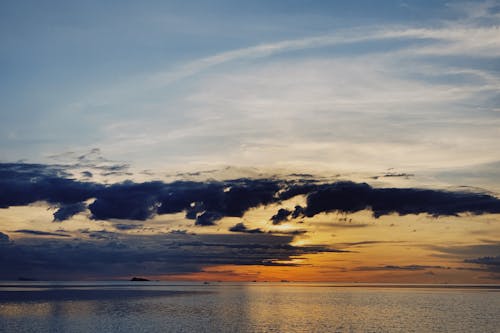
[{"left": 1, "top": 283, "right": 499, "bottom": 332}]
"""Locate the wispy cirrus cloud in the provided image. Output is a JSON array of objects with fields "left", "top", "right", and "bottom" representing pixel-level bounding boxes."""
[
  {"left": 1, "top": 2, "right": 498, "bottom": 180},
  {"left": 150, "top": 23, "right": 500, "bottom": 85}
]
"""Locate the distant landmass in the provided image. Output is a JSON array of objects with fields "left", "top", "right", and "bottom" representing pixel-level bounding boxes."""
[{"left": 130, "top": 277, "right": 150, "bottom": 281}]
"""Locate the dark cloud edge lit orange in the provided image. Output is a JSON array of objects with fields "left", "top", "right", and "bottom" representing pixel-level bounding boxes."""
[{"left": 1, "top": 161, "right": 499, "bottom": 282}]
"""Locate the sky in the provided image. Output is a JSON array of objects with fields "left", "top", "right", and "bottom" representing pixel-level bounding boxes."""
[{"left": 0, "top": 0, "right": 499, "bottom": 282}]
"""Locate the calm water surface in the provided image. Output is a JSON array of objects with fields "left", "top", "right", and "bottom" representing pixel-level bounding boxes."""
[{"left": 0, "top": 282, "right": 499, "bottom": 333}]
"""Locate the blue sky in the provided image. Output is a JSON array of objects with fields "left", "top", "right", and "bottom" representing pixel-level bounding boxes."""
[{"left": 2, "top": 1, "right": 499, "bottom": 183}]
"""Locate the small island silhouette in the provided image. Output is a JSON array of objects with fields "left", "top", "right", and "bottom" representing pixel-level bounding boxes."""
[{"left": 130, "top": 277, "right": 150, "bottom": 281}]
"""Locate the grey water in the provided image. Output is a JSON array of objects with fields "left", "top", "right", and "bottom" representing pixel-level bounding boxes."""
[{"left": 1, "top": 282, "right": 499, "bottom": 333}]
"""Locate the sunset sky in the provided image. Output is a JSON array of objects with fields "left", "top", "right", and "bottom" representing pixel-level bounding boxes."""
[{"left": 1, "top": 0, "right": 499, "bottom": 282}]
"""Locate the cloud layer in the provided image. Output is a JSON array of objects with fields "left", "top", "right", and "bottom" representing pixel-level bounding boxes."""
[
  {"left": 1, "top": 162, "right": 500, "bottom": 280},
  {"left": 0, "top": 231, "right": 335, "bottom": 280},
  {"left": 2, "top": 163, "right": 500, "bottom": 225}
]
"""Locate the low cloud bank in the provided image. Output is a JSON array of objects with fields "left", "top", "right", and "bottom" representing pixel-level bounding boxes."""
[{"left": 1, "top": 163, "right": 500, "bottom": 225}]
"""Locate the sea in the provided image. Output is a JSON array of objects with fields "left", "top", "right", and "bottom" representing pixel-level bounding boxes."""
[{"left": 0, "top": 282, "right": 499, "bottom": 333}]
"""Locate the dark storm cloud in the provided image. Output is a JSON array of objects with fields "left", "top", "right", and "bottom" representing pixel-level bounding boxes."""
[
  {"left": 0, "top": 163, "right": 282, "bottom": 224},
  {"left": 382, "top": 172, "right": 414, "bottom": 178},
  {"left": 465, "top": 256, "right": 500, "bottom": 266},
  {"left": 337, "top": 240, "right": 403, "bottom": 247},
  {"left": 269, "top": 229, "right": 307, "bottom": 236},
  {"left": 195, "top": 211, "right": 221, "bottom": 226},
  {"left": 323, "top": 222, "right": 371, "bottom": 228},
  {"left": 114, "top": 223, "right": 143, "bottom": 230},
  {"left": 371, "top": 172, "right": 415, "bottom": 179},
  {"left": 291, "top": 205, "right": 305, "bottom": 218},
  {"left": 0, "top": 232, "right": 335, "bottom": 280},
  {"left": 300, "top": 181, "right": 500, "bottom": 218},
  {"left": 211, "top": 179, "right": 280, "bottom": 217},
  {"left": 83, "top": 230, "right": 118, "bottom": 240},
  {"left": 288, "top": 173, "right": 314, "bottom": 178},
  {"left": 427, "top": 242, "right": 500, "bottom": 278},
  {"left": 53, "top": 202, "right": 87, "bottom": 221},
  {"left": 95, "top": 164, "right": 130, "bottom": 173},
  {"left": 14, "top": 229, "right": 70, "bottom": 237},
  {"left": 156, "top": 179, "right": 280, "bottom": 225},
  {"left": 427, "top": 242, "right": 500, "bottom": 258},
  {"left": 89, "top": 181, "right": 163, "bottom": 220},
  {"left": 0, "top": 232, "right": 9, "bottom": 243},
  {"left": 1, "top": 163, "right": 500, "bottom": 225},
  {"left": 229, "top": 222, "right": 264, "bottom": 234},
  {"left": 464, "top": 256, "right": 500, "bottom": 273},
  {"left": 278, "top": 183, "right": 319, "bottom": 200},
  {"left": 270, "top": 208, "right": 291, "bottom": 224},
  {"left": 81, "top": 171, "right": 93, "bottom": 178},
  {"left": 0, "top": 163, "right": 102, "bottom": 208},
  {"left": 175, "top": 169, "right": 218, "bottom": 177},
  {"left": 353, "top": 265, "right": 446, "bottom": 271}
]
